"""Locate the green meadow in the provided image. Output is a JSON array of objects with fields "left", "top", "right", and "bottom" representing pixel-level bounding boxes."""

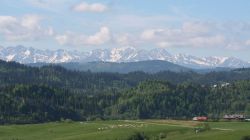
[{"left": 0, "top": 120, "right": 249, "bottom": 140}]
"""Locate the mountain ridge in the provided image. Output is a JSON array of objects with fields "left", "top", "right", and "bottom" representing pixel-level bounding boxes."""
[
  {"left": 0, "top": 45, "right": 249, "bottom": 69},
  {"left": 57, "top": 60, "right": 192, "bottom": 73}
]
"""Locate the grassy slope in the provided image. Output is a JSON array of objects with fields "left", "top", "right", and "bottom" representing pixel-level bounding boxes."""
[{"left": 0, "top": 120, "right": 249, "bottom": 140}]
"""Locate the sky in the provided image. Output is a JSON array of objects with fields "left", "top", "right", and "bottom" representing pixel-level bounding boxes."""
[{"left": 1, "top": 0, "right": 250, "bottom": 61}]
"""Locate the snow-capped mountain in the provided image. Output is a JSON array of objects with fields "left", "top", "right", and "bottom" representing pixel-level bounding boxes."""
[
  {"left": 0, "top": 46, "right": 87, "bottom": 63},
  {"left": 0, "top": 45, "right": 249, "bottom": 68}
]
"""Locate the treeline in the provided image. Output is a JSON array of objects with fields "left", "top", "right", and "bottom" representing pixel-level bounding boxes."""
[
  {"left": 0, "top": 60, "right": 250, "bottom": 124},
  {"left": 1, "top": 80, "right": 250, "bottom": 124},
  {"left": 2, "top": 60, "right": 250, "bottom": 90}
]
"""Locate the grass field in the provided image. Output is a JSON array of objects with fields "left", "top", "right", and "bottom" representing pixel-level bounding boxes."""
[{"left": 0, "top": 120, "right": 249, "bottom": 140}]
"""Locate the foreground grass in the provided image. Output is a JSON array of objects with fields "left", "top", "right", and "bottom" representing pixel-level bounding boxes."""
[{"left": 0, "top": 120, "right": 249, "bottom": 140}]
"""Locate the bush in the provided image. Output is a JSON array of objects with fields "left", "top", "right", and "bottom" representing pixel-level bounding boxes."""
[
  {"left": 86, "top": 115, "right": 104, "bottom": 121},
  {"left": 242, "top": 136, "right": 250, "bottom": 140},
  {"left": 159, "top": 133, "right": 167, "bottom": 139},
  {"left": 194, "top": 123, "right": 211, "bottom": 133},
  {"left": 203, "top": 123, "right": 211, "bottom": 131},
  {"left": 151, "top": 132, "right": 167, "bottom": 140},
  {"left": 127, "top": 132, "right": 149, "bottom": 140},
  {"left": 60, "top": 118, "right": 73, "bottom": 123}
]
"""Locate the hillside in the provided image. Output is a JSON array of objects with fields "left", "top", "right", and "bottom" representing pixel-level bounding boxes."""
[
  {"left": 59, "top": 60, "right": 191, "bottom": 73},
  {"left": 0, "top": 60, "right": 250, "bottom": 124},
  {"left": 29, "top": 61, "right": 234, "bottom": 74}
]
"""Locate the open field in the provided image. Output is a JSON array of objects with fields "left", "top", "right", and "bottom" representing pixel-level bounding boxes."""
[{"left": 0, "top": 120, "right": 249, "bottom": 140}]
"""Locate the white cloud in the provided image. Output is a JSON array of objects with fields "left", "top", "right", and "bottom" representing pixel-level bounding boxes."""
[
  {"left": 106, "top": 15, "right": 177, "bottom": 30},
  {"left": 188, "top": 35, "right": 225, "bottom": 47},
  {"left": 25, "top": 0, "right": 70, "bottom": 10},
  {"left": 156, "top": 42, "right": 171, "bottom": 48},
  {"left": 86, "top": 27, "right": 110, "bottom": 45},
  {"left": 141, "top": 29, "right": 165, "bottom": 40},
  {"left": 113, "top": 33, "right": 142, "bottom": 47},
  {"left": 55, "top": 26, "right": 111, "bottom": 46},
  {"left": 25, "top": 0, "right": 52, "bottom": 9},
  {"left": 0, "top": 16, "right": 17, "bottom": 25},
  {"left": 54, "top": 20, "right": 250, "bottom": 49},
  {"left": 226, "top": 42, "right": 244, "bottom": 50},
  {"left": 115, "top": 34, "right": 130, "bottom": 46},
  {"left": 182, "top": 21, "right": 211, "bottom": 35},
  {"left": 73, "top": 2, "right": 108, "bottom": 13},
  {"left": 139, "top": 22, "right": 228, "bottom": 48},
  {"left": 55, "top": 34, "right": 69, "bottom": 45},
  {"left": 140, "top": 30, "right": 153, "bottom": 40},
  {"left": 245, "top": 40, "right": 250, "bottom": 46},
  {"left": 0, "top": 15, "right": 53, "bottom": 41},
  {"left": 21, "top": 15, "right": 42, "bottom": 29}
]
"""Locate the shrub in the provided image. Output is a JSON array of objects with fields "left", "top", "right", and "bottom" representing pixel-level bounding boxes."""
[
  {"left": 159, "top": 133, "right": 167, "bottom": 139},
  {"left": 60, "top": 118, "right": 73, "bottom": 123},
  {"left": 242, "top": 136, "right": 250, "bottom": 140},
  {"left": 194, "top": 123, "right": 211, "bottom": 133},
  {"left": 127, "top": 132, "right": 149, "bottom": 140},
  {"left": 203, "top": 123, "right": 211, "bottom": 131}
]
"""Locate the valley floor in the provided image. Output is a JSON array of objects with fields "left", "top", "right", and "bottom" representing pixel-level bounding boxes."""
[{"left": 0, "top": 120, "right": 249, "bottom": 140}]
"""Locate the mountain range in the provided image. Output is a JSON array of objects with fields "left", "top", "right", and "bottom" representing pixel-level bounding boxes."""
[{"left": 0, "top": 45, "right": 250, "bottom": 69}]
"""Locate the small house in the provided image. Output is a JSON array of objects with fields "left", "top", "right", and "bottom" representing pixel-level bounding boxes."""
[
  {"left": 223, "top": 114, "right": 245, "bottom": 120},
  {"left": 193, "top": 116, "right": 208, "bottom": 121}
]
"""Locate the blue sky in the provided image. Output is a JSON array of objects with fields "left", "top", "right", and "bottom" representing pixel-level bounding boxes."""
[{"left": 1, "top": 0, "right": 250, "bottom": 61}]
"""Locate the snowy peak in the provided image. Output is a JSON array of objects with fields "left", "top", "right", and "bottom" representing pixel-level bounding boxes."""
[
  {"left": 173, "top": 54, "right": 209, "bottom": 67},
  {"left": 0, "top": 46, "right": 249, "bottom": 68},
  {"left": 109, "top": 47, "right": 138, "bottom": 62},
  {"left": 218, "top": 57, "right": 249, "bottom": 68},
  {"left": 0, "top": 46, "right": 85, "bottom": 63},
  {"left": 149, "top": 48, "right": 173, "bottom": 61}
]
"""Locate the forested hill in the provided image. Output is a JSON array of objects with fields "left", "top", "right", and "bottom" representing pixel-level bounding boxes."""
[
  {"left": 29, "top": 61, "right": 233, "bottom": 74},
  {"left": 1, "top": 80, "right": 250, "bottom": 124},
  {"left": 2, "top": 60, "right": 250, "bottom": 87},
  {"left": 0, "top": 60, "right": 250, "bottom": 124},
  {"left": 53, "top": 60, "right": 192, "bottom": 73}
]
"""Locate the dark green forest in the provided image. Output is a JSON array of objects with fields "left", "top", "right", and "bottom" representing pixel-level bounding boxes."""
[{"left": 0, "top": 60, "right": 250, "bottom": 124}]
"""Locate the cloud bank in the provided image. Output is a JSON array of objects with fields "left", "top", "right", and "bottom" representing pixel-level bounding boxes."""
[
  {"left": 73, "top": 2, "right": 108, "bottom": 13},
  {"left": 55, "top": 27, "right": 111, "bottom": 46},
  {"left": 0, "top": 15, "right": 53, "bottom": 41}
]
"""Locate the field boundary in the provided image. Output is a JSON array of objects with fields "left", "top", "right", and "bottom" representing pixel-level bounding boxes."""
[
  {"left": 123, "top": 120, "right": 235, "bottom": 131},
  {"left": 123, "top": 120, "right": 195, "bottom": 128}
]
